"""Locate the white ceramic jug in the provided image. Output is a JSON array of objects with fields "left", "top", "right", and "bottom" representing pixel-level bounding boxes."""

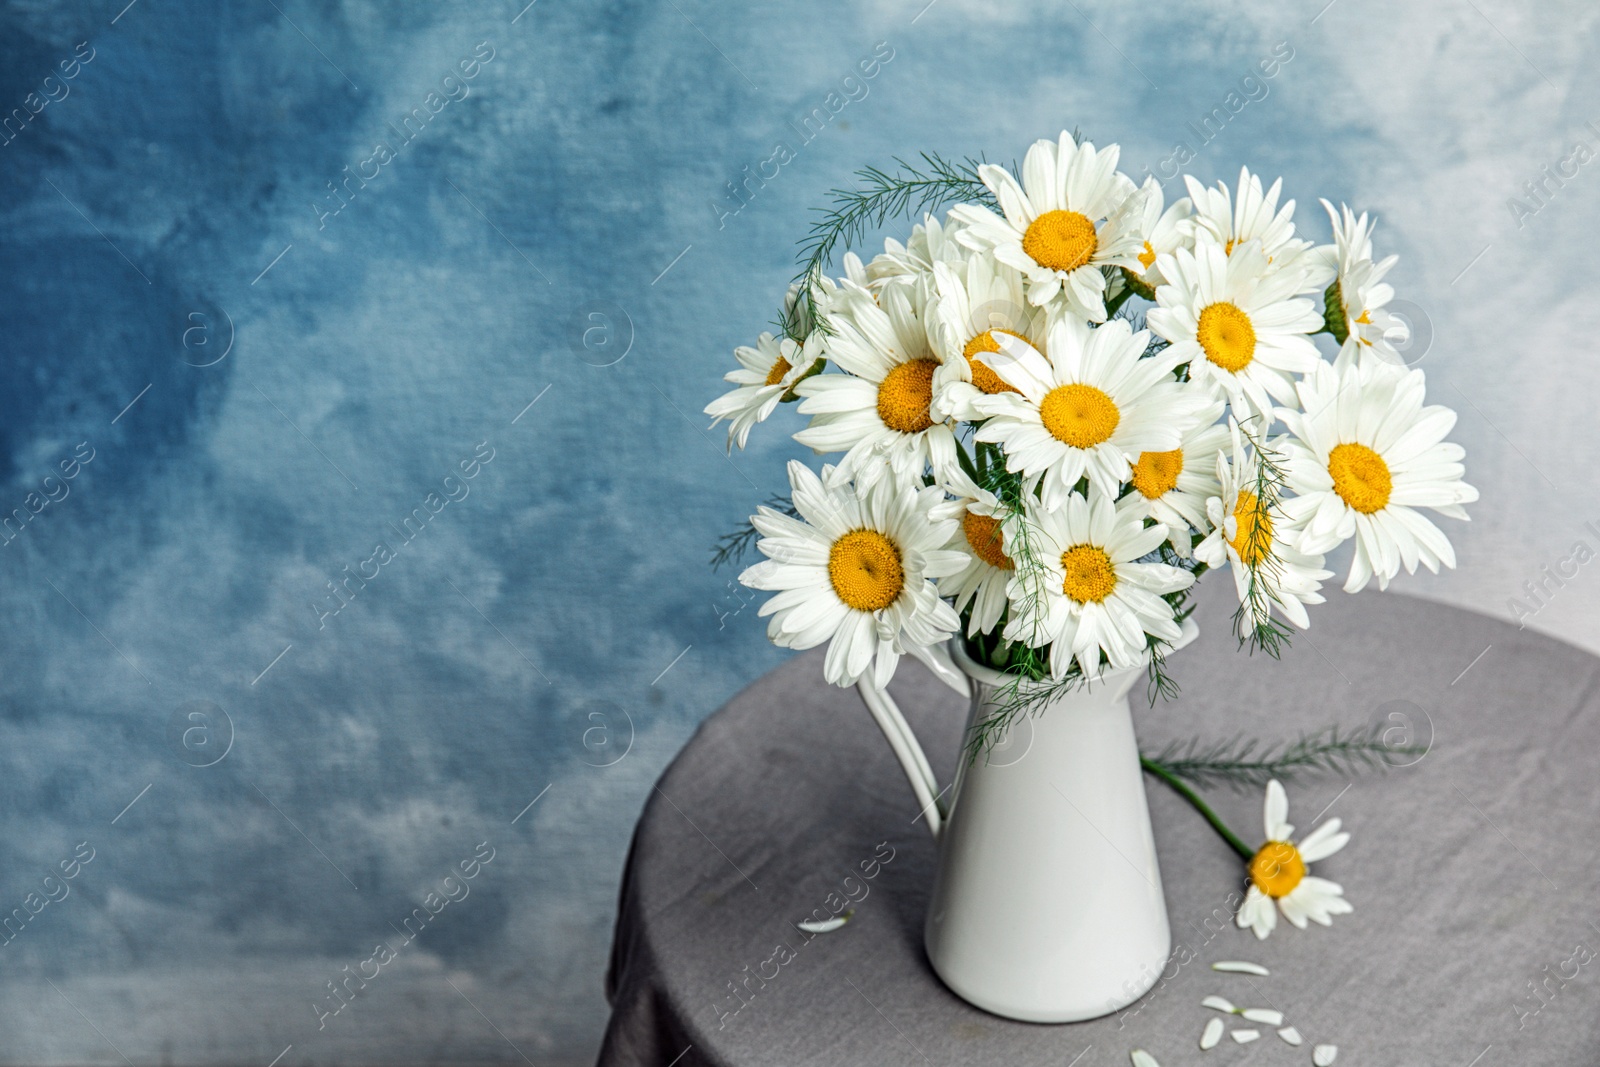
[{"left": 858, "top": 621, "right": 1197, "bottom": 1023}]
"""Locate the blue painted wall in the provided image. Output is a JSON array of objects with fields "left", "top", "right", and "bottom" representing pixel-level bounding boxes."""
[{"left": 0, "top": 0, "right": 1589, "bottom": 1063}]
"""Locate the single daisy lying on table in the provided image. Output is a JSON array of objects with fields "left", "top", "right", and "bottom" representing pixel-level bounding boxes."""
[{"left": 1237, "top": 779, "right": 1353, "bottom": 939}]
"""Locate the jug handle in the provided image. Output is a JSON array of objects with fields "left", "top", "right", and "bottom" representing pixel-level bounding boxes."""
[{"left": 855, "top": 645, "right": 970, "bottom": 840}]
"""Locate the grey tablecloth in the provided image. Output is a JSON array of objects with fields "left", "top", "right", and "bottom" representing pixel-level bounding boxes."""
[{"left": 598, "top": 586, "right": 1600, "bottom": 1065}]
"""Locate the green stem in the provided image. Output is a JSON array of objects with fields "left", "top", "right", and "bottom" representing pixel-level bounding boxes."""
[
  {"left": 953, "top": 440, "right": 981, "bottom": 484},
  {"left": 1140, "top": 757, "right": 1255, "bottom": 861},
  {"left": 1103, "top": 284, "right": 1137, "bottom": 320}
]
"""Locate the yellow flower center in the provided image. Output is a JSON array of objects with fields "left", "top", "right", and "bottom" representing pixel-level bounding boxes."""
[
  {"left": 828, "top": 529, "right": 904, "bottom": 612},
  {"left": 962, "top": 511, "right": 1013, "bottom": 570},
  {"left": 1249, "top": 840, "right": 1306, "bottom": 898},
  {"left": 1225, "top": 238, "right": 1238, "bottom": 255},
  {"left": 1138, "top": 240, "right": 1156, "bottom": 270},
  {"left": 1039, "top": 384, "right": 1120, "bottom": 449},
  {"left": 1328, "top": 442, "right": 1392, "bottom": 514},
  {"left": 875, "top": 358, "right": 940, "bottom": 434},
  {"left": 764, "top": 354, "right": 792, "bottom": 387},
  {"left": 961, "top": 330, "right": 1026, "bottom": 395},
  {"left": 1197, "top": 302, "right": 1257, "bottom": 373},
  {"left": 1131, "top": 448, "right": 1184, "bottom": 499},
  {"left": 1060, "top": 544, "right": 1117, "bottom": 604},
  {"left": 1228, "top": 489, "right": 1273, "bottom": 567},
  {"left": 1022, "top": 210, "right": 1099, "bottom": 272}
]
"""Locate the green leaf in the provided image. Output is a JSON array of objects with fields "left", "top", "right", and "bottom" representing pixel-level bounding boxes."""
[
  {"left": 787, "top": 152, "right": 1003, "bottom": 340},
  {"left": 1143, "top": 723, "right": 1426, "bottom": 792}
]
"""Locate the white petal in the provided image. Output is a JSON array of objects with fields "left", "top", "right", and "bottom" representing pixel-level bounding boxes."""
[
  {"left": 1211, "top": 960, "right": 1269, "bottom": 976},
  {"left": 794, "top": 912, "right": 851, "bottom": 934},
  {"left": 1250, "top": 898, "right": 1277, "bottom": 940},
  {"left": 1297, "top": 818, "right": 1350, "bottom": 862},
  {"left": 1236, "top": 885, "right": 1276, "bottom": 940},
  {"left": 1313, "top": 1044, "right": 1338, "bottom": 1066},
  {"left": 1277, "top": 1026, "right": 1303, "bottom": 1046},
  {"left": 1264, "top": 778, "right": 1291, "bottom": 841},
  {"left": 1231, "top": 1029, "right": 1260, "bottom": 1044},
  {"left": 1200, "top": 1018, "right": 1224, "bottom": 1050},
  {"left": 1130, "top": 1051, "right": 1160, "bottom": 1067},
  {"left": 1242, "top": 1008, "right": 1283, "bottom": 1025},
  {"left": 1202, "top": 995, "right": 1236, "bottom": 1013}
]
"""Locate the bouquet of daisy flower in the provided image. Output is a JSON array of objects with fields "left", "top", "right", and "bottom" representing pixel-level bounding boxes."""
[
  {"left": 707, "top": 134, "right": 1476, "bottom": 969},
  {"left": 710, "top": 132, "right": 1476, "bottom": 706}
]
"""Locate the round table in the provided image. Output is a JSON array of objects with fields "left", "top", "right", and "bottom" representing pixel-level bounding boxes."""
[{"left": 598, "top": 586, "right": 1600, "bottom": 1065}]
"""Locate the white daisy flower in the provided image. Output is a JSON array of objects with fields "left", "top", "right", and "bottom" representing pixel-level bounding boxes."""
[
  {"left": 925, "top": 255, "right": 1046, "bottom": 422},
  {"left": 1194, "top": 421, "right": 1331, "bottom": 633},
  {"left": 1147, "top": 238, "right": 1324, "bottom": 424},
  {"left": 1183, "top": 167, "right": 1331, "bottom": 289},
  {"left": 1002, "top": 491, "right": 1195, "bottom": 679},
  {"left": 739, "top": 461, "right": 967, "bottom": 689},
  {"left": 932, "top": 467, "right": 1017, "bottom": 637},
  {"left": 793, "top": 283, "right": 959, "bottom": 490},
  {"left": 1318, "top": 199, "right": 1407, "bottom": 370},
  {"left": 1277, "top": 358, "right": 1478, "bottom": 593},
  {"left": 704, "top": 330, "right": 823, "bottom": 450},
  {"left": 1236, "top": 779, "right": 1353, "bottom": 940},
  {"left": 1125, "top": 176, "right": 1194, "bottom": 296},
  {"left": 865, "top": 212, "right": 967, "bottom": 297},
  {"left": 970, "top": 314, "right": 1198, "bottom": 508},
  {"left": 951, "top": 134, "right": 1147, "bottom": 321},
  {"left": 1121, "top": 398, "right": 1229, "bottom": 557}
]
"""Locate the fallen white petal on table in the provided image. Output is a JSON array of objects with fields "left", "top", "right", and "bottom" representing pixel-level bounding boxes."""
[
  {"left": 1242, "top": 1008, "right": 1284, "bottom": 1025},
  {"left": 1200, "top": 1018, "right": 1224, "bottom": 1050},
  {"left": 1313, "top": 1045, "right": 1339, "bottom": 1066},
  {"left": 1278, "top": 1025, "right": 1303, "bottom": 1046},
  {"left": 1130, "top": 1049, "right": 1161, "bottom": 1067},
  {"left": 1232, "top": 1029, "right": 1261, "bottom": 1044},
  {"left": 794, "top": 911, "right": 852, "bottom": 934},
  {"left": 1201, "top": 994, "right": 1237, "bottom": 1013},
  {"left": 1211, "top": 960, "right": 1269, "bottom": 975}
]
